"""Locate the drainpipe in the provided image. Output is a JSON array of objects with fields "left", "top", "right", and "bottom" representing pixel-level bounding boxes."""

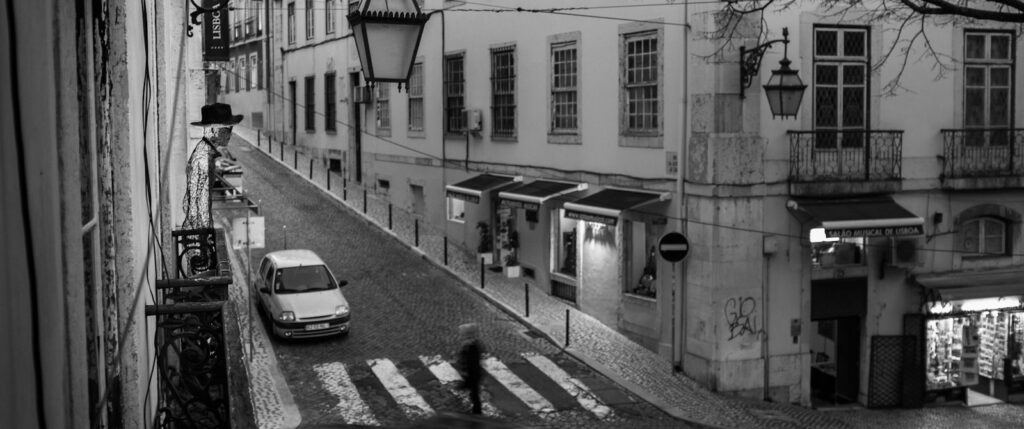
[{"left": 674, "top": 0, "right": 690, "bottom": 372}]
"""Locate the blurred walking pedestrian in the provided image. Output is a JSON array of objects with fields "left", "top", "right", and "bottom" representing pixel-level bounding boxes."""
[{"left": 457, "top": 323, "right": 486, "bottom": 414}]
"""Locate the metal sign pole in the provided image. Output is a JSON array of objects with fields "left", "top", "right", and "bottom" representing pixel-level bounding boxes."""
[{"left": 247, "top": 208, "right": 253, "bottom": 361}]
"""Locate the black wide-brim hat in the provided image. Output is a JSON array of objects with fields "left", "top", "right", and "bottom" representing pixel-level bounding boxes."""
[{"left": 191, "top": 102, "right": 244, "bottom": 126}]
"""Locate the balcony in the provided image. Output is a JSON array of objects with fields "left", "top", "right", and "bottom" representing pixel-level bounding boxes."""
[
  {"left": 940, "top": 128, "right": 1024, "bottom": 189},
  {"left": 788, "top": 130, "right": 904, "bottom": 196}
]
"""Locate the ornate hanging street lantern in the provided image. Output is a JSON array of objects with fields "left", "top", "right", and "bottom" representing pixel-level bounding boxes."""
[
  {"left": 346, "top": 0, "right": 429, "bottom": 86},
  {"left": 740, "top": 27, "right": 808, "bottom": 119}
]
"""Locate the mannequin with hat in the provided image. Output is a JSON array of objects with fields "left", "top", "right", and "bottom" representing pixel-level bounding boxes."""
[{"left": 182, "top": 103, "right": 244, "bottom": 231}]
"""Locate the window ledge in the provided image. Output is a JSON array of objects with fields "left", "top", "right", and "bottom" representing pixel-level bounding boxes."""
[
  {"left": 550, "top": 271, "right": 577, "bottom": 285},
  {"left": 408, "top": 129, "right": 426, "bottom": 139},
  {"left": 623, "top": 292, "right": 657, "bottom": 303},
  {"left": 548, "top": 133, "right": 581, "bottom": 145},
  {"left": 491, "top": 135, "right": 518, "bottom": 142},
  {"left": 448, "top": 218, "right": 465, "bottom": 224},
  {"left": 961, "top": 253, "right": 1011, "bottom": 261}
]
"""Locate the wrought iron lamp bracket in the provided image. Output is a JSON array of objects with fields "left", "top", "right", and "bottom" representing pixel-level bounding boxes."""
[
  {"left": 187, "top": 0, "right": 230, "bottom": 38},
  {"left": 739, "top": 27, "right": 791, "bottom": 99}
]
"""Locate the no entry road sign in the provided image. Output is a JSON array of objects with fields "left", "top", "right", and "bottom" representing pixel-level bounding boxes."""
[{"left": 658, "top": 232, "right": 690, "bottom": 263}]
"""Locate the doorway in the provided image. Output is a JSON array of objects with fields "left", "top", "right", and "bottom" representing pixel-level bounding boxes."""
[{"left": 810, "top": 277, "right": 867, "bottom": 407}]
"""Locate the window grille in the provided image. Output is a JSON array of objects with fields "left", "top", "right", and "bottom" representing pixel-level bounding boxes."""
[
  {"left": 376, "top": 83, "right": 391, "bottom": 131},
  {"left": 305, "top": 76, "right": 315, "bottom": 131},
  {"left": 490, "top": 46, "right": 516, "bottom": 137},
  {"left": 306, "top": 0, "right": 315, "bottom": 40},
  {"left": 325, "top": 73, "right": 337, "bottom": 131},
  {"left": 445, "top": 54, "right": 465, "bottom": 133},
  {"left": 287, "top": 2, "right": 295, "bottom": 44},
  {"left": 962, "top": 217, "right": 1007, "bottom": 255},
  {"left": 964, "top": 31, "right": 1013, "bottom": 146},
  {"left": 326, "top": 0, "right": 336, "bottom": 34}
]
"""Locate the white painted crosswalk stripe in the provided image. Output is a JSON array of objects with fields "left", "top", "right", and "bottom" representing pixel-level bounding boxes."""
[
  {"left": 368, "top": 358, "right": 435, "bottom": 419},
  {"left": 313, "top": 362, "right": 379, "bottom": 426},
  {"left": 523, "top": 353, "right": 613, "bottom": 419},
  {"left": 482, "top": 356, "right": 555, "bottom": 415},
  {"left": 419, "top": 355, "right": 501, "bottom": 417}
]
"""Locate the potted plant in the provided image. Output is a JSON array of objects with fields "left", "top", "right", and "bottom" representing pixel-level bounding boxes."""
[
  {"left": 504, "top": 230, "right": 521, "bottom": 278},
  {"left": 476, "top": 222, "right": 494, "bottom": 264}
]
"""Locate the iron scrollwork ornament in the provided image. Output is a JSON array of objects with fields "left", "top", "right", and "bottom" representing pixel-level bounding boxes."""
[
  {"left": 188, "top": 0, "right": 230, "bottom": 37},
  {"left": 153, "top": 305, "right": 228, "bottom": 428}
]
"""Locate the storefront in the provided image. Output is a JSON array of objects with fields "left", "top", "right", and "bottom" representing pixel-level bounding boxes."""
[
  {"left": 496, "top": 180, "right": 587, "bottom": 279},
  {"left": 788, "top": 197, "right": 925, "bottom": 406},
  {"left": 445, "top": 173, "right": 522, "bottom": 260},
  {"left": 915, "top": 269, "right": 1024, "bottom": 404},
  {"left": 559, "top": 187, "right": 670, "bottom": 349}
]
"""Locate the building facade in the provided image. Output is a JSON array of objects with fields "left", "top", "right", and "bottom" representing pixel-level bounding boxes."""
[
  {"left": 250, "top": 0, "right": 1024, "bottom": 409},
  {"left": 221, "top": 0, "right": 271, "bottom": 130}
]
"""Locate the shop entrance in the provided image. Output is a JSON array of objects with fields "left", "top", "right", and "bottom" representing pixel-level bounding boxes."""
[{"left": 811, "top": 277, "right": 867, "bottom": 407}]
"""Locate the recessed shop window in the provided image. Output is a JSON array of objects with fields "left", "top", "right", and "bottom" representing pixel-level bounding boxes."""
[
  {"left": 625, "top": 220, "right": 657, "bottom": 298},
  {"left": 810, "top": 227, "right": 864, "bottom": 268},
  {"left": 552, "top": 209, "right": 578, "bottom": 278},
  {"left": 448, "top": 197, "right": 465, "bottom": 223}
]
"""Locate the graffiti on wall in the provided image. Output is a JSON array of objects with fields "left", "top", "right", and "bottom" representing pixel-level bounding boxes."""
[{"left": 724, "top": 296, "right": 762, "bottom": 340}]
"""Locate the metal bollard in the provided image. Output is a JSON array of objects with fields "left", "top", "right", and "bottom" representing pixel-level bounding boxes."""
[
  {"left": 444, "top": 236, "right": 448, "bottom": 266},
  {"left": 279, "top": 142, "right": 283, "bottom": 160},
  {"left": 258, "top": 129, "right": 261, "bottom": 147},
  {"left": 293, "top": 151, "right": 298, "bottom": 169},
  {"left": 388, "top": 204, "right": 393, "bottom": 230},
  {"left": 525, "top": 283, "right": 530, "bottom": 317},
  {"left": 414, "top": 219, "right": 419, "bottom": 247},
  {"left": 327, "top": 170, "right": 331, "bottom": 190},
  {"left": 480, "top": 258, "right": 485, "bottom": 289},
  {"left": 565, "top": 309, "right": 570, "bottom": 348},
  {"left": 309, "top": 159, "right": 313, "bottom": 179},
  {"left": 363, "top": 189, "right": 367, "bottom": 214},
  {"left": 343, "top": 178, "right": 347, "bottom": 200}
]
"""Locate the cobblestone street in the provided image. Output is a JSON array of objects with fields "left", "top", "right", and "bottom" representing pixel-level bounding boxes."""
[{"left": 220, "top": 136, "right": 683, "bottom": 428}]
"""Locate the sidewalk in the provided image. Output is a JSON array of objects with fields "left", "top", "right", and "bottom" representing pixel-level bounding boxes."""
[{"left": 227, "top": 126, "right": 1023, "bottom": 429}]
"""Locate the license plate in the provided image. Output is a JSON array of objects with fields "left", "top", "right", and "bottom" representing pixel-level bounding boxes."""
[{"left": 306, "top": 323, "right": 329, "bottom": 331}]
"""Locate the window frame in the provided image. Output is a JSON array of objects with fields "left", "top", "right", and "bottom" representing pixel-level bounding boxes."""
[
  {"left": 550, "top": 40, "right": 579, "bottom": 135},
  {"left": 617, "top": 22, "right": 664, "bottom": 148},
  {"left": 287, "top": 2, "right": 295, "bottom": 44},
  {"left": 249, "top": 53, "right": 258, "bottom": 91},
  {"left": 325, "top": 72, "right": 337, "bottom": 132},
  {"left": 961, "top": 216, "right": 1009, "bottom": 256},
  {"left": 963, "top": 30, "right": 1014, "bottom": 144},
  {"left": 447, "top": 197, "right": 466, "bottom": 223},
  {"left": 305, "top": 75, "right": 316, "bottom": 131},
  {"left": 408, "top": 62, "right": 425, "bottom": 134},
  {"left": 326, "top": 0, "right": 336, "bottom": 34},
  {"left": 305, "top": 0, "right": 315, "bottom": 40},
  {"left": 376, "top": 83, "right": 391, "bottom": 134},
  {"left": 812, "top": 26, "right": 870, "bottom": 149},
  {"left": 444, "top": 53, "right": 466, "bottom": 135}
]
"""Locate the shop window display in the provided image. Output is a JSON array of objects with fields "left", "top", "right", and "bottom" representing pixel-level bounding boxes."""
[
  {"left": 810, "top": 228, "right": 864, "bottom": 268},
  {"left": 925, "top": 307, "right": 1024, "bottom": 395},
  {"left": 553, "top": 209, "right": 578, "bottom": 277}
]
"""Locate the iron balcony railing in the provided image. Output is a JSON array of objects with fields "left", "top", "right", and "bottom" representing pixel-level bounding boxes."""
[
  {"left": 789, "top": 130, "right": 904, "bottom": 182},
  {"left": 941, "top": 128, "right": 1024, "bottom": 178}
]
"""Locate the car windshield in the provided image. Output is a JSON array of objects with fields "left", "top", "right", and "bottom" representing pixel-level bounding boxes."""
[{"left": 274, "top": 265, "right": 336, "bottom": 293}]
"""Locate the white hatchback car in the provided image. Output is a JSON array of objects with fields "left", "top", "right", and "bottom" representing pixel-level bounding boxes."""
[{"left": 255, "top": 249, "right": 351, "bottom": 339}]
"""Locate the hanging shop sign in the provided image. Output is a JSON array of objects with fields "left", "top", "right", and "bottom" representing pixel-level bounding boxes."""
[
  {"left": 500, "top": 199, "right": 540, "bottom": 211},
  {"left": 825, "top": 224, "right": 924, "bottom": 238},
  {"left": 202, "top": 0, "right": 230, "bottom": 62},
  {"left": 565, "top": 209, "right": 617, "bottom": 226},
  {"left": 446, "top": 190, "right": 480, "bottom": 204}
]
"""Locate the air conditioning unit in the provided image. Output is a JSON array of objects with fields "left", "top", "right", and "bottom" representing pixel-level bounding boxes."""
[
  {"left": 889, "top": 237, "right": 919, "bottom": 267},
  {"left": 352, "top": 86, "right": 372, "bottom": 104},
  {"left": 463, "top": 109, "right": 482, "bottom": 132}
]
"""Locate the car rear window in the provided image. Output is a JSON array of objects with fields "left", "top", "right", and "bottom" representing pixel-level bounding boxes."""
[{"left": 275, "top": 265, "right": 336, "bottom": 293}]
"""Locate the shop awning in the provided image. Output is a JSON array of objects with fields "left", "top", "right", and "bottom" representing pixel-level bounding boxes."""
[
  {"left": 788, "top": 197, "right": 924, "bottom": 238},
  {"left": 445, "top": 174, "right": 521, "bottom": 204},
  {"left": 498, "top": 180, "right": 588, "bottom": 210},
  {"left": 914, "top": 268, "right": 1024, "bottom": 301},
  {"left": 562, "top": 188, "right": 671, "bottom": 226}
]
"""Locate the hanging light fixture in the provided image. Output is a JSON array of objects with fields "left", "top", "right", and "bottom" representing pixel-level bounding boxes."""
[
  {"left": 346, "top": 0, "right": 429, "bottom": 86},
  {"left": 739, "top": 27, "right": 808, "bottom": 119}
]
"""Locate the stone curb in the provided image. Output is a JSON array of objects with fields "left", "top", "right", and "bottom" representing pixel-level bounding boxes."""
[{"left": 231, "top": 129, "right": 737, "bottom": 429}]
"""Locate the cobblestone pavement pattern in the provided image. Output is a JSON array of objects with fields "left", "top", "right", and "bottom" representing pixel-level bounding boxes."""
[
  {"left": 222, "top": 132, "right": 684, "bottom": 429},
  {"left": 229, "top": 127, "right": 1024, "bottom": 429}
]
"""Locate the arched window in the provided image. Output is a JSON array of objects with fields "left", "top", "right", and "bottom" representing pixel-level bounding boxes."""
[{"left": 962, "top": 217, "right": 1006, "bottom": 255}]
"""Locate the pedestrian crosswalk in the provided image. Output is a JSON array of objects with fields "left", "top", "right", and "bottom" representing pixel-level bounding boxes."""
[{"left": 313, "top": 353, "right": 629, "bottom": 426}]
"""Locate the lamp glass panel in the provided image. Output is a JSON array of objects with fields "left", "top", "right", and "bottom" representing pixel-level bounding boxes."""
[
  {"left": 780, "top": 87, "right": 806, "bottom": 117},
  {"left": 364, "top": 22, "right": 423, "bottom": 81},
  {"left": 765, "top": 86, "right": 784, "bottom": 116},
  {"left": 352, "top": 23, "right": 370, "bottom": 77}
]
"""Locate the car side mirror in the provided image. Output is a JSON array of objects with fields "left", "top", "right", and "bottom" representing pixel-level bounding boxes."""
[
  {"left": 259, "top": 287, "right": 270, "bottom": 294},
  {"left": 338, "top": 280, "right": 348, "bottom": 287}
]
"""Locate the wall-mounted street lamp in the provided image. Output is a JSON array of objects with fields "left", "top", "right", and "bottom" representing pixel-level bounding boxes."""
[
  {"left": 347, "top": 0, "right": 429, "bottom": 87},
  {"left": 740, "top": 27, "right": 807, "bottom": 120}
]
